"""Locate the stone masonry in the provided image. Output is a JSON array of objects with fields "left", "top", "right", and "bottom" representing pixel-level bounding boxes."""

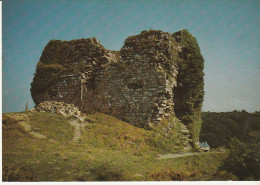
[
  {"left": 83, "top": 31, "right": 181, "bottom": 128},
  {"left": 31, "top": 30, "right": 197, "bottom": 129}
]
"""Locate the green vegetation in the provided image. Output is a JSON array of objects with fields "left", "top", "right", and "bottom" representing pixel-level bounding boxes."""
[
  {"left": 81, "top": 113, "right": 187, "bottom": 154},
  {"left": 3, "top": 112, "right": 232, "bottom": 181},
  {"left": 199, "top": 110, "right": 260, "bottom": 180},
  {"left": 221, "top": 138, "right": 260, "bottom": 180},
  {"left": 173, "top": 30, "right": 205, "bottom": 146},
  {"left": 29, "top": 112, "right": 74, "bottom": 143},
  {"left": 147, "top": 117, "right": 185, "bottom": 154},
  {"left": 200, "top": 110, "right": 260, "bottom": 148}
]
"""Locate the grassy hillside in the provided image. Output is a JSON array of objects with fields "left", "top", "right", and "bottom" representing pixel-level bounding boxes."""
[{"left": 3, "top": 112, "right": 236, "bottom": 181}]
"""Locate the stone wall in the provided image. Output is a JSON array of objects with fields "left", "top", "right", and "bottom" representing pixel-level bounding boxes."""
[
  {"left": 82, "top": 30, "right": 181, "bottom": 128},
  {"left": 31, "top": 29, "right": 204, "bottom": 130},
  {"left": 47, "top": 74, "right": 83, "bottom": 107},
  {"left": 31, "top": 38, "right": 117, "bottom": 105}
]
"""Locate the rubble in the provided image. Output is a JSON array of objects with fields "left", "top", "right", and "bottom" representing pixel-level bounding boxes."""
[{"left": 35, "top": 101, "right": 81, "bottom": 118}]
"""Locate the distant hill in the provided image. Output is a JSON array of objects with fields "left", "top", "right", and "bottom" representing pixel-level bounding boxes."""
[{"left": 200, "top": 110, "right": 260, "bottom": 148}]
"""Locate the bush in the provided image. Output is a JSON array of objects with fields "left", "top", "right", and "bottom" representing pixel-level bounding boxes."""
[{"left": 222, "top": 138, "right": 260, "bottom": 180}]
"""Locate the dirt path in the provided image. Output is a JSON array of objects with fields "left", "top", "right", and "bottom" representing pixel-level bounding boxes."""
[
  {"left": 157, "top": 152, "right": 200, "bottom": 159},
  {"left": 19, "top": 121, "right": 32, "bottom": 132},
  {"left": 8, "top": 112, "right": 87, "bottom": 142},
  {"left": 157, "top": 151, "right": 225, "bottom": 160},
  {"left": 18, "top": 116, "right": 49, "bottom": 139},
  {"left": 69, "top": 116, "right": 88, "bottom": 142},
  {"left": 7, "top": 113, "right": 52, "bottom": 141},
  {"left": 30, "top": 131, "right": 47, "bottom": 139}
]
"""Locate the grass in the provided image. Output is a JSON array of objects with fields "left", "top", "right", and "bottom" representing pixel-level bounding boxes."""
[
  {"left": 2, "top": 112, "right": 234, "bottom": 181},
  {"left": 29, "top": 112, "right": 74, "bottom": 143}
]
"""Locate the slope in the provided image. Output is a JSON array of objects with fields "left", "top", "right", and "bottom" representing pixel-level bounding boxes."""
[{"left": 2, "top": 112, "right": 233, "bottom": 181}]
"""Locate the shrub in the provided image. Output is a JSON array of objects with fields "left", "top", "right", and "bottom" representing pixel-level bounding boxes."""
[{"left": 222, "top": 138, "right": 260, "bottom": 180}]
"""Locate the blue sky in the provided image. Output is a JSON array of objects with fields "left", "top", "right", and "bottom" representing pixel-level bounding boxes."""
[{"left": 2, "top": 0, "right": 260, "bottom": 113}]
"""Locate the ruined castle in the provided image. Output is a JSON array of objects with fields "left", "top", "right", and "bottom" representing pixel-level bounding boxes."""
[{"left": 31, "top": 29, "right": 204, "bottom": 132}]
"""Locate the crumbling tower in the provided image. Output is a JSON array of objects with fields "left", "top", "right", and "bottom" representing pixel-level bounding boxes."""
[
  {"left": 31, "top": 29, "right": 204, "bottom": 135},
  {"left": 89, "top": 30, "right": 181, "bottom": 128}
]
